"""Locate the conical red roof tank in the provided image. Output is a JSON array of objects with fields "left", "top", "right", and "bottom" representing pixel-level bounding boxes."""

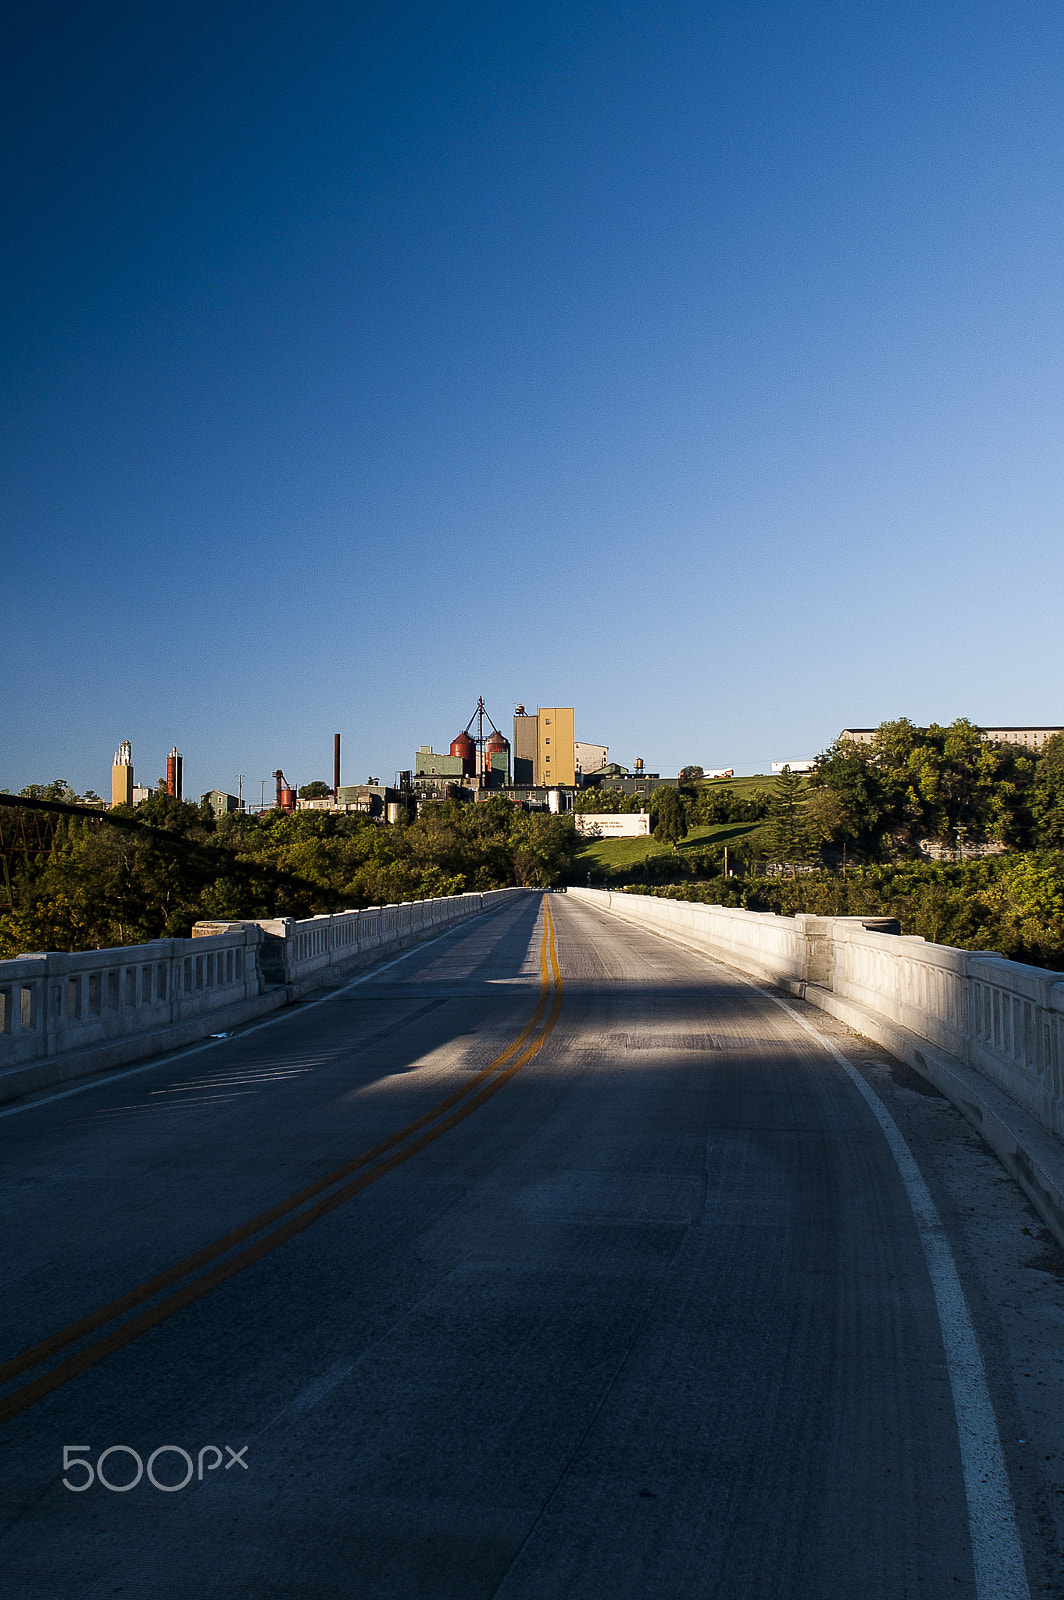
[
  {"left": 451, "top": 731, "right": 476, "bottom": 777},
  {"left": 485, "top": 729, "right": 510, "bottom": 782}
]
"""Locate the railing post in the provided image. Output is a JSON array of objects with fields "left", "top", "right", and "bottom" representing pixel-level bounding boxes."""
[{"left": 793, "top": 916, "right": 834, "bottom": 988}]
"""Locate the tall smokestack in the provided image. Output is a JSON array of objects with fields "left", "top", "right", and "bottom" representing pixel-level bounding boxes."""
[
  {"left": 334, "top": 733, "right": 341, "bottom": 801},
  {"left": 166, "top": 748, "right": 183, "bottom": 800}
]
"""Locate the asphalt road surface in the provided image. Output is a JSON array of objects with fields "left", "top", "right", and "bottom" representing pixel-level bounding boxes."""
[{"left": 1, "top": 891, "right": 1060, "bottom": 1598}]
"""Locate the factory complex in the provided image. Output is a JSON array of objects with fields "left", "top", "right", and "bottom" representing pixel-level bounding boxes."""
[
  {"left": 106, "top": 697, "right": 686, "bottom": 824},
  {"left": 405, "top": 700, "right": 679, "bottom": 816}
]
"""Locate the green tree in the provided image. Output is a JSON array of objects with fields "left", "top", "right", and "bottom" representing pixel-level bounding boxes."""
[
  {"left": 1032, "top": 733, "right": 1064, "bottom": 847},
  {"left": 19, "top": 780, "right": 76, "bottom": 802},
  {"left": 0, "top": 784, "right": 587, "bottom": 956},
  {"left": 508, "top": 812, "right": 578, "bottom": 886},
  {"left": 653, "top": 788, "right": 689, "bottom": 849},
  {"left": 298, "top": 780, "right": 332, "bottom": 799},
  {"left": 808, "top": 719, "right": 1039, "bottom": 857},
  {"left": 689, "top": 785, "right": 771, "bottom": 826},
  {"left": 808, "top": 741, "right": 889, "bottom": 855},
  {"left": 764, "top": 766, "right": 816, "bottom": 873},
  {"left": 573, "top": 789, "right": 645, "bottom": 814}
]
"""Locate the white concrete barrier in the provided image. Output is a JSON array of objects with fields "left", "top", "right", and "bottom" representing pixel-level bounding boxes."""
[
  {"left": 0, "top": 927, "right": 263, "bottom": 1072},
  {"left": 0, "top": 888, "right": 532, "bottom": 1104},
  {"left": 205, "top": 887, "right": 525, "bottom": 990},
  {"left": 569, "top": 888, "right": 1064, "bottom": 1245}
]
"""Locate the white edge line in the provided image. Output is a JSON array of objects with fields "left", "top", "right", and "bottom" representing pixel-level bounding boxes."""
[
  {"left": 635, "top": 915, "right": 1031, "bottom": 1600},
  {"left": 577, "top": 903, "right": 1030, "bottom": 1598},
  {"left": 765, "top": 990, "right": 1029, "bottom": 1599},
  {"left": 0, "top": 913, "right": 497, "bottom": 1120}
]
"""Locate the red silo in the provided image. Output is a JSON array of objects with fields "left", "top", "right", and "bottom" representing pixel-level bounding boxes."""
[
  {"left": 451, "top": 731, "right": 476, "bottom": 778},
  {"left": 485, "top": 730, "right": 510, "bottom": 781}
]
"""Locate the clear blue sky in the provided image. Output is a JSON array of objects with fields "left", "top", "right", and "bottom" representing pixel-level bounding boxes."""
[{"left": 4, "top": 1, "right": 1062, "bottom": 797}]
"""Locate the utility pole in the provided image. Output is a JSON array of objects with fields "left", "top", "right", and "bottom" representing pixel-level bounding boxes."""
[{"left": 236, "top": 774, "right": 244, "bottom": 811}]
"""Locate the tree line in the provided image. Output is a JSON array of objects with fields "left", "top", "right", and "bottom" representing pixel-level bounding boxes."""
[
  {"left": 0, "top": 790, "right": 576, "bottom": 956},
  {"left": 625, "top": 722, "right": 1064, "bottom": 866},
  {"left": 806, "top": 720, "right": 1064, "bottom": 858}
]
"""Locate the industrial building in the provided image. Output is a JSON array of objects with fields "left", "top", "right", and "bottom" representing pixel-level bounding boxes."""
[
  {"left": 111, "top": 741, "right": 134, "bottom": 808},
  {"left": 412, "top": 698, "right": 603, "bottom": 802},
  {"left": 111, "top": 739, "right": 189, "bottom": 808},
  {"left": 415, "top": 746, "right": 465, "bottom": 779},
  {"left": 412, "top": 746, "right": 467, "bottom": 801},
  {"left": 575, "top": 742, "right": 608, "bottom": 776},
  {"left": 412, "top": 700, "right": 513, "bottom": 802},
  {"left": 111, "top": 740, "right": 164, "bottom": 807},
  {"left": 512, "top": 706, "right": 575, "bottom": 786},
  {"left": 106, "top": 706, "right": 664, "bottom": 830},
  {"left": 297, "top": 795, "right": 376, "bottom": 815},
  {"left": 201, "top": 790, "right": 242, "bottom": 818},
  {"left": 405, "top": 697, "right": 663, "bottom": 813},
  {"left": 337, "top": 784, "right": 396, "bottom": 817},
  {"left": 579, "top": 760, "right": 676, "bottom": 801},
  {"left": 841, "top": 725, "right": 1063, "bottom": 750}
]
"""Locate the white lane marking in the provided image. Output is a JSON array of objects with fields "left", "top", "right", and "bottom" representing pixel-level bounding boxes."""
[
  {"left": 87, "top": 1092, "right": 261, "bottom": 1114},
  {"left": 764, "top": 987, "right": 1030, "bottom": 1600},
  {"left": 259, "top": 1359, "right": 355, "bottom": 1433},
  {"left": 149, "top": 1071, "right": 311, "bottom": 1093},
  {"left": 723, "top": 966, "right": 1030, "bottom": 1593},
  {"left": 0, "top": 914, "right": 499, "bottom": 1119},
  {"left": 577, "top": 901, "right": 1030, "bottom": 1598}
]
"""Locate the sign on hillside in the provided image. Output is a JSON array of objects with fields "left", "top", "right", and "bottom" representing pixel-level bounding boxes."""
[{"left": 576, "top": 812, "right": 651, "bottom": 839}]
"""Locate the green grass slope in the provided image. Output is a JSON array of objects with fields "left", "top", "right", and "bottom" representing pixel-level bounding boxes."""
[
  {"left": 701, "top": 773, "right": 777, "bottom": 794},
  {"left": 571, "top": 819, "right": 761, "bottom": 876}
]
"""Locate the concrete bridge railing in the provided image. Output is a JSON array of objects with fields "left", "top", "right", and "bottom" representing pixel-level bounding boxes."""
[
  {"left": 0, "top": 888, "right": 531, "bottom": 1104},
  {"left": 201, "top": 887, "right": 522, "bottom": 992},
  {"left": 568, "top": 888, "right": 1064, "bottom": 1246},
  {"left": 0, "top": 927, "right": 263, "bottom": 1073}
]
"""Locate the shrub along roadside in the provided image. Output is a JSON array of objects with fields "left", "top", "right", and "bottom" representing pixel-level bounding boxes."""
[{"left": 617, "top": 853, "right": 1064, "bottom": 972}]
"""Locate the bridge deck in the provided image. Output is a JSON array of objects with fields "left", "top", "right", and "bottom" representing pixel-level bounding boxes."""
[{"left": 1, "top": 891, "right": 1060, "bottom": 1597}]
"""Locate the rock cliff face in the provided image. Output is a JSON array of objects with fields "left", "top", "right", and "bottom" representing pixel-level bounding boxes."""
[{"left": 916, "top": 838, "right": 1008, "bottom": 861}]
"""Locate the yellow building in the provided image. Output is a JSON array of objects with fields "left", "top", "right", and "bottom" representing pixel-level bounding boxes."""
[
  {"left": 537, "top": 707, "right": 575, "bottom": 787},
  {"left": 512, "top": 706, "right": 577, "bottom": 785},
  {"left": 111, "top": 741, "right": 134, "bottom": 808}
]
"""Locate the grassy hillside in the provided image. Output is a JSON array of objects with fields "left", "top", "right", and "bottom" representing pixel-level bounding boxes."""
[
  {"left": 701, "top": 773, "right": 778, "bottom": 795},
  {"left": 571, "top": 819, "right": 761, "bottom": 878}
]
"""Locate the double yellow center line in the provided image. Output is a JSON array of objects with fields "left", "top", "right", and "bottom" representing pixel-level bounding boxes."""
[{"left": 0, "top": 898, "right": 563, "bottom": 1424}]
